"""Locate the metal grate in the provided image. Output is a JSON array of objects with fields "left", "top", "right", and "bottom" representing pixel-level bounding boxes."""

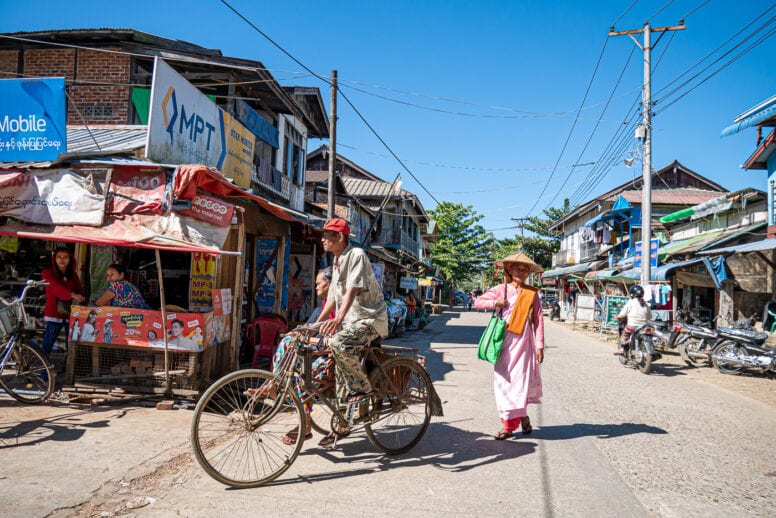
[{"left": 71, "top": 343, "right": 202, "bottom": 392}]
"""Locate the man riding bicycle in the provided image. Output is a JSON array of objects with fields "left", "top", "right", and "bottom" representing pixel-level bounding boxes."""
[{"left": 317, "top": 218, "right": 388, "bottom": 417}]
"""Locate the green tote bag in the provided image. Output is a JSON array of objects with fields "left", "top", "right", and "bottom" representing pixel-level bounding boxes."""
[{"left": 477, "top": 284, "right": 507, "bottom": 364}]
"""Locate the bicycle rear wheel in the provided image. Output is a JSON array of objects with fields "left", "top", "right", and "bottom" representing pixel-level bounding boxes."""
[
  {"left": 0, "top": 341, "right": 55, "bottom": 404},
  {"left": 366, "top": 357, "right": 431, "bottom": 454},
  {"left": 190, "top": 369, "right": 304, "bottom": 488}
]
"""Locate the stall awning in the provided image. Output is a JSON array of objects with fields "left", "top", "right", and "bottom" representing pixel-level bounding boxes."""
[
  {"left": 584, "top": 268, "right": 620, "bottom": 281},
  {"left": 721, "top": 95, "right": 776, "bottom": 137},
  {"left": 618, "top": 258, "right": 705, "bottom": 281},
  {"left": 0, "top": 212, "right": 235, "bottom": 255},
  {"left": 698, "top": 237, "right": 776, "bottom": 255},
  {"left": 541, "top": 262, "right": 593, "bottom": 279}
]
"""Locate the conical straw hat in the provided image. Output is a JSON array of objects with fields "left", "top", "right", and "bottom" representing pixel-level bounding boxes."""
[{"left": 497, "top": 252, "right": 544, "bottom": 274}]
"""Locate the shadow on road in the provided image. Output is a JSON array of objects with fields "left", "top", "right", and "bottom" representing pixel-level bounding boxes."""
[
  {"left": 534, "top": 421, "right": 668, "bottom": 440},
  {"left": 251, "top": 421, "right": 535, "bottom": 489},
  {"left": 0, "top": 406, "right": 133, "bottom": 449}
]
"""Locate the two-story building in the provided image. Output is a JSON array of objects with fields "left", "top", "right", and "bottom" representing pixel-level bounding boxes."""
[{"left": 305, "top": 146, "right": 436, "bottom": 299}]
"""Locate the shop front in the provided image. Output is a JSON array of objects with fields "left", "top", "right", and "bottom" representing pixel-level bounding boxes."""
[{"left": 0, "top": 162, "right": 307, "bottom": 396}]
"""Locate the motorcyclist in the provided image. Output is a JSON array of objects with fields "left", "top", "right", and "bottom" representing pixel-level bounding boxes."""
[{"left": 615, "top": 284, "right": 651, "bottom": 355}]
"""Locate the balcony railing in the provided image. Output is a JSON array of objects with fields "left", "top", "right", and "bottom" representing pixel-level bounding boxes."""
[
  {"left": 253, "top": 156, "right": 289, "bottom": 200},
  {"left": 579, "top": 241, "right": 601, "bottom": 262},
  {"left": 378, "top": 228, "right": 421, "bottom": 258},
  {"left": 552, "top": 249, "right": 575, "bottom": 267}
]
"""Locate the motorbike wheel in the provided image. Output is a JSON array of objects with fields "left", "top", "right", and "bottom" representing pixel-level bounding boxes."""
[
  {"left": 711, "top": 340, "right": 743, "bottom": 375},
  {"left": 679, "top": 338, "right": 711, "bottom": 368},
  {"left": 617, "top": 350, "right": 628, "bottom": 366},
  {"left": 637, "top": 338, "right": 653, "bottom": 374}
]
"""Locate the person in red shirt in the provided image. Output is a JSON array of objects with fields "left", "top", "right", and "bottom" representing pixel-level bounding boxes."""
[{"left": 41, "top": 247, "right": 85, "bottom": 355}]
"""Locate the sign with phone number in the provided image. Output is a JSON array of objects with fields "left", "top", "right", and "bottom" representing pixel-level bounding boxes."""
[{"left": 602, "top": 295, "right": 628, "bottom": 329}]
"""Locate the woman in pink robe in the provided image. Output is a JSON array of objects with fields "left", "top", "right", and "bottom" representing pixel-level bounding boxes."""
[{"left": 474, "top": 252, "right": 545, "bottom": 440}]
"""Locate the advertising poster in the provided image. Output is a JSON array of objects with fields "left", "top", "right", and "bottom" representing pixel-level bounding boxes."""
[
  {"left": 145, "top": 58, "right": 252, "bottom": 188},
  {"left": 209, "top": 289, "right": 232, "bottom": 344},
  {"left": 288, "top": 254, "right": 314, "bottom": 322},
  {"left": 372, "top": 262, "right": 384, "bottom": 289},
  {"left": 255, "top": 238, "right": 279, "bottom": 314},
  {"left": 107, "top": 168, "right": 166, "bottom": 215},
  {"left": 70, "top": 305, "right": 214, "bottom": 352},
  {"left": 0, "top": 169, "right": 107, "bottom": 225},
  {"left": 189, "top": 253, "right": 217, "bottom": 311},
  {"left": 0, "top": 77, "right": 66, "bottom": 162}
]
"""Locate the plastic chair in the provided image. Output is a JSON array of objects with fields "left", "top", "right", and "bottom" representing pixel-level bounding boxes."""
[
  {"left": 255, "top": 313, "right": 288, "bottom": 328},
  {"left": 249, "top": 318, "right": 288, "bottom": 368}
]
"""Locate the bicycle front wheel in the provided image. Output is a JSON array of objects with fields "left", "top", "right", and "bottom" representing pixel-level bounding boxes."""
[
  {"left": 0, "top": 341, "right": 55, "bottom": 404},
  {"left": 190, "top": 369, "right": 305, "bottom": 488},
  {"left": 366, "top": 357, "right": 432, "bottom": 454}
]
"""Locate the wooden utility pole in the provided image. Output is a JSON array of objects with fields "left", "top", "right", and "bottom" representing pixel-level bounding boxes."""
[
  {"left": 609, "top": 21, "right": 684, "bottom": 286},
  {"left": 327, "top": 70, "right": 338, "bottom": 219}
]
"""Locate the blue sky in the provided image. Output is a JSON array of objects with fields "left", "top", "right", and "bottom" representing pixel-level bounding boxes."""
[{"left": 1, "top": 0, "right": 774, "bottom": 239}]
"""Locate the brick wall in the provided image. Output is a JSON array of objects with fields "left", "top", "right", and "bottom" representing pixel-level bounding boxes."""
[
  {"left": 0, "top": 50, "right": 19, "bottom": 77},
  {"left": 21, "top": 47, "right": 132, "bottom": 125}
]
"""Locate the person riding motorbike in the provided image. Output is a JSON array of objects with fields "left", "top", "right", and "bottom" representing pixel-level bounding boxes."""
[{"left": 615, "top": 285, "right": 652, "bottom": 355}]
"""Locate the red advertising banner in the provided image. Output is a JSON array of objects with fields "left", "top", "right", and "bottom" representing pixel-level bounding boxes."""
[
  {"left": 178, "top": 192, "right": 235, "bottom": 227},
  {"left": 107, "top": 168, "right": 166, "bottom": 215},
  {"left": 70, "top": 305, "right": 218, "bottom": 352}
]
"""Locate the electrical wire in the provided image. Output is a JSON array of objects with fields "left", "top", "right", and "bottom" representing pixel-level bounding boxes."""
[
  {"left": 612, "top": 0, "right": 642, "bottom": 27},
  {"left": 647, "top": 0, "right": 677, "bottom": 23},
  {"left": 218, "top": 0, "right": 440, "bottom": 205},
  {"left": 526, "top": 36, "right": 610, "bottom": 217},
  {"left": 543, "top": 44, "right": 637, "bottom": 211},
  {"left": 681, "top": 0, "right": 712, "bottom": 21}
]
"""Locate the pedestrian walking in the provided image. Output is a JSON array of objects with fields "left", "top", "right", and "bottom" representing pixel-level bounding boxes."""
[{"left": 474, "top": 252, "right": 545, "bottom": 440}]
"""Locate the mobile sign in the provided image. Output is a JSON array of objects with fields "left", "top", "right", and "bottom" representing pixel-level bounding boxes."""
[
  {"left": 146, "top": 58, "right": 254, "bottom": 188},
  {"left": 602, "top": 295, "right": 628, "bottom": 329},
  {"left": 0, "top": 78, "right": 66, "bottom": 162}
]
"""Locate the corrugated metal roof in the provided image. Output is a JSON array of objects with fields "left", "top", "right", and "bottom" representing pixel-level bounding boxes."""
[
  {"left": 618, "top": 189, "right": 724, "bottom": 206},
  {"left": 698, "top": 237, "right": 776, "bottom": 255},
  {"left": 65, "top": 125, "right": 147, "bottom": 154},
  {"left": 541, "top": 262, "right": 593, "bottom": 279},
  {"left": 721, "top": 94, "right": 776, "bottom": 137},
  {"left": 343, "top": 177, "right": 409, "bottom": 198}
]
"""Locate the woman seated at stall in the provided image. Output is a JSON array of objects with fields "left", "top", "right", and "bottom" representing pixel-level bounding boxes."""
[{"left": 94, "top": 264, "right": 151, "bottom": 310}]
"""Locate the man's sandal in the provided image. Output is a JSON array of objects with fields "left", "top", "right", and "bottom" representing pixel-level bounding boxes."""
[
  {"left": 344, "top": 391, "right": 372, "bottom": 404},
  {"left": 281, "top": 428, "right": 312, "bottom": 446}
]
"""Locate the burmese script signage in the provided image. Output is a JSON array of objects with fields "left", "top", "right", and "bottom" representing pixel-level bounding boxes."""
[{"left": 0, "top": 77, "right": 66, "bottom": 162}]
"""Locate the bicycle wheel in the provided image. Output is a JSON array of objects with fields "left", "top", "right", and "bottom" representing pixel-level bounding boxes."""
[
  {"left": 366, "top": 357, "right": 431, "bottom": 454},
  {"left": 309, "top": 398, "right": 335, "bottom": 435},
  {"left": 0, "top": 341, "right": 55, "bottom": 404},
  {"left": 190, "top": 369, "right": 305, "bottom": 488}
]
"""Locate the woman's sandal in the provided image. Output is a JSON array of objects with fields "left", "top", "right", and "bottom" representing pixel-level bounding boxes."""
[
  {"left": 280, "top": 428, "right": 312, "bottom": 446},
  {"left": 520, "top": 416, "right": 533, "bottom": 435},
  {"left": 244, "top": 382, "right": 278, "bottom": 399},
  {"left": 493, "top": 429, "right": 513, "bottom": 440}
]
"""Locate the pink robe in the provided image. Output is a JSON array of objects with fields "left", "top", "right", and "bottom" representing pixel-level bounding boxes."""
[{"left": 475, "top": 284, "right": 544, "bottom": 420}]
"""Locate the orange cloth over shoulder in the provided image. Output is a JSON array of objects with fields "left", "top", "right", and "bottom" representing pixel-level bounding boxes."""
[{"left": 507, "top": 285, "right": 539, "bottom": 335}]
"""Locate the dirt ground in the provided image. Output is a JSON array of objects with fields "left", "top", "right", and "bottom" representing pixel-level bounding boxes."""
[{"left": 556, "top": 319, "right": 776, "bottom": 408}]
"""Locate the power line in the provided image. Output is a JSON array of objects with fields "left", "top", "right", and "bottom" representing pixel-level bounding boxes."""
[
  {"left": 526, "top": 36, "right": 610, "bottom": 217},
  {"left": 543, "top": 44, "right": 637, "bottom": 211},
  {"left": 218, "top": 0, "right": 440, "bottom": 205},
  {"left": 647, "top": 0, "right": 677, "bottom": 22},
  {"left": 612, "top": 0, "right": 642, "bottom": 26}
]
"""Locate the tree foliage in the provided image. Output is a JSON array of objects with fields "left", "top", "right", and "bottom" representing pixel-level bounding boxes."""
[
  {"left": 483, "top": 199, "right": 572, "bottom": 282},
  {"left": 428, "top": 202, "right": 494, "bottom": 285}
]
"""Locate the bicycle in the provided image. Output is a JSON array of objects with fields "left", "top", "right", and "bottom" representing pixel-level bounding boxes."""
[
  {"left": 0, "top": 280, "right": 55, "bottom": 403},
  {"left": 190, "top": 322, "right": 441, "bottom": 488}
]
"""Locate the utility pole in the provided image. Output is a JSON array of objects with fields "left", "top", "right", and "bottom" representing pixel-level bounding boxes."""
[
  {"left": 609, "top": 21, "right": 684, "bottom": 286},
  {"left": 327, "top": 70, "right": 338, "bottom": 219},
  {"left": 511, "top": 217, "right": 530, "bottom": 252}
]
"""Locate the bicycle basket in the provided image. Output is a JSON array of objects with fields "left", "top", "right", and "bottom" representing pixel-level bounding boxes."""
[{"left": 0, "top": 302, "right": 20, "bottom": 339}]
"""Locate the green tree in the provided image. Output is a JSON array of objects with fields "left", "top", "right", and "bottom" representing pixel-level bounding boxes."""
[
  {"left": 428, "top": 202, "right": 494, "bottom": 285},
  {"left": 484, "top": 200, "right": 572, "bottom": 281}
]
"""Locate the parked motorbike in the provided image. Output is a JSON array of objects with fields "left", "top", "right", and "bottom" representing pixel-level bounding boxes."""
[
  {"left": 618, "top": 321, "right": 661, "bottom": 374},
  {"left": 385, "top": 297, "right": 407, "bottom": 337},
  {"left": 671, "top": 312, "right": 756, "bottom": 368},
  {"left": 710, "top": 326, "right": 774, "bottom": 375},
  {"left": 649, "top": 319, "right": 672, "bottom": 351},
  {"left": 549, "top": 302, "right": 561, "bottom": 321}
]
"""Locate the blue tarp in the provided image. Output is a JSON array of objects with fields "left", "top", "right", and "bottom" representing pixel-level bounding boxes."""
[{"left": 721, "top": 95, "right": 776, "bottom": 137}]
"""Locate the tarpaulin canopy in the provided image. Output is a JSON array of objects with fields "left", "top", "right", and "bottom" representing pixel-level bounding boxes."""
[
  {"left": 541, "top": 262, "right": 593, "bottom": 279},
  {"left": 0, "top": 212, "right": 234, "bottom": 255},
  {"left": 174, "top": 164, "right": 314, "bottom": 225}
]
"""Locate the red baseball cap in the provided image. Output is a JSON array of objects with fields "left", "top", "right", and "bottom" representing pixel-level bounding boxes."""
[{"left": 322, "top": 217, "right": 350, "bottom": 236}]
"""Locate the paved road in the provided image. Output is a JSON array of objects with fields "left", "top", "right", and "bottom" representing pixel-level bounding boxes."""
[{"left": 2, "top": 309, "right": 775, "bottom": 517}]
